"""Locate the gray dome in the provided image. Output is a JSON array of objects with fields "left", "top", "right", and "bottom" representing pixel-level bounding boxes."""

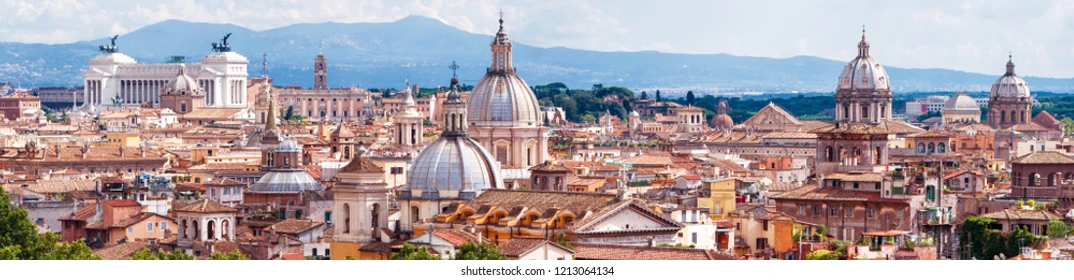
[
  {"left": 991, "top": 56, "right": 1030, "bottom": 98},
  {"left": 837, "top": 33, "right": 890, "bottom": 93},
  {"left": 943, "top": 93, "right": 979, "bottom": 111},
  {"left": 248, "top": 170, "right": 322, "bottom": 194},
  {"left": 404, "top": 136, "right": 504, "bottom": 199},
  {"left": 467, "top": 73, "right": 541, "bottom": 126},
  {"left": 276, "top": 138, "right": 301, "bottom": 152},
  {"left": 167, "top": 65, "right": 200, "bottom": 92}
]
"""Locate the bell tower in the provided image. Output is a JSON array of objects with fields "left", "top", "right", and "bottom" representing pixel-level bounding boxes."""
[{"left": 314, "top": 45, "right": 327, "bottom": 90}]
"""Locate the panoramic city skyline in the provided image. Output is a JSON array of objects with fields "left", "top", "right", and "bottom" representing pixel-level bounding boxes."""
[{"left": 3, "top": 0, "right": 1074, "bottom": 78}]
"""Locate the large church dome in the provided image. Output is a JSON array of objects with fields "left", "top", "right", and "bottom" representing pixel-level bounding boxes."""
[
  {"left": 403, "top": 73, "right": 505, "bottom": 200},
  {"left": 943, "top": 92, "right": 979, "bottom": 112},
  {"left": 466, "top": 17, "right": 542, "bottom": 126},
  {"left": 166, "top": 65, "right": 200, "bottom": 92},
  {"left": 836, "top": 33, "right": 890, "bottom": 93},
  {"left": 990, "top": 55, "right": 1030, "bottom": 98}
]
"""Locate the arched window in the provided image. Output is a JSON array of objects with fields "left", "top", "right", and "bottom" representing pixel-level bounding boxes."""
[
  {"left": 928, "top": 143, "right": 935, "bottom": 153},
  {"left": 1030, "top": 173, "right": 1041, "bottom": 186},
  {"left": 343, "top": 203, "right": 351, "bottom": 233},
  {"left": 918, "top": 143, "right": 926, "bottom": 154},
  {"left": 938, "top": 142, "right": 946, "bottom": 153}
]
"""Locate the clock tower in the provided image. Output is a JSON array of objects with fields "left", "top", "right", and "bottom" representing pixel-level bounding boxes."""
[{"left": 314, "top": 52, "right": 327, "bottom": 90}]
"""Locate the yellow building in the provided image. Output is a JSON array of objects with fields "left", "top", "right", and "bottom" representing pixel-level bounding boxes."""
[
  {"left": 698, "top": 178, "right": 738, "bottom": 220},
  {"left": 104, "top": 132, "right": 141, "bottom": 148}
]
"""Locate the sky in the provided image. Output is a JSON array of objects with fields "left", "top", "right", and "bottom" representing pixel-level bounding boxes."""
[{"left": 3, "top": 0, "right": 1074, "bottom": 78}]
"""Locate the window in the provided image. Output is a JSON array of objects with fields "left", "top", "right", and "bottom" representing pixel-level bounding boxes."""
[
  {"left": 128, "top": 227, "right": 133, "bottom": 233},
  {"left": 313, "top": 248, "right": 319, "bottom": 256},
  {"left": 813, "top": 205, "right": 821, "bottom": 216},
  {"left": 875, "top": 183, "right": 881, "bottom": 190},
  {"left": 325, "top": 211, "right": 332, "bottom": 223},
  {"left": 161, "top": 222, "right": 167, "bottom": 230},
  {"left": 867, "top": 208, "right": 877, "bottom": 219},
  {"left": 762, "top": 221, "right": 769, "bottom": 231},
  {"left": 853, "top": 182, "right": 859, "bottom": 189},
  {"left": 830, "top": 206, "right": 839, "bottom": 217},
  {"left": 846, "top": 206, "right": 853, "bottom": 218},
  {"left": 325, "top": 249, "right": 330, "bottom": 257},
  {"left": 756, "top": 238, "right": 769, "bottom": 250},
  {"left": 797, "top": 205, "right": 805, "bottom": 215},
  {"left": 223, "top": 187, "right": 230, "bottom": 195},
  {"left": 691, "top": 232, "right": 698, "bottom": 244},
  {"left": 147, "top": 222, "right": 154, "bottom": 232}
]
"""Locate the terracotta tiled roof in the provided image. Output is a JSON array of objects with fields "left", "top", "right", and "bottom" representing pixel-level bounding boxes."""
[
  {"left": 174, "top": 199, "right": 236, "bottom": 213},
  {"left": 26, "top": 179, "right": 97, "bottom": 194},
  {"left": 981, "top": 209, "right": 1064, "bottom": 221},
  {"left": 112, "top": 212, "right": 174, "bottom": 228},
  {"left": 93, "top": 241, "right": 149, "bottom": 260},
  {"left": 467, "top": 189, "right": 617, "bottom": 219},
  {"left": 269, "top": 219, "right": 324, "bottom": 235},
  {"left": 624, "top": 155, "right": 674, "bottom": 166},
  {"left": 281, "top": 253, "right": 305, "bottom": 260},
  {"left": 62, "top": 204, "right": 98, "bottom": 221},
  {"left": 498, "top": 238, "right": 573, "bottom": 257},
  {"left": 571, "top": 243, "right": 735, "bottom": 260},
  {"left": 338, "top": 155, "right": 383, "bottom": 173},
  {"left": 181, "top": 108, "right": 243, "bottom": 119},
  {"left": 1010, "top": 122, "right": 1051, "bottom": 132},
  {"left": 431, "top": 229, "right": 486, "bottom": 247},
  {"left": 824, "top": 172, "right": 885, "bottom": 183},
  {"left": 105, "top": 200, "right": 141, "bottom": 208},
  {"left": 529, "top": 160, "right": 571, "bottom": 172},
  {"left": 1011, "top": 151, "right": 1074, "bottom": 164},
  {"left": 206, "top": 178, "right": 245, "bottom": 185},
  {"left": 772, "top": 184, "right": 910, "bottom": 203},
  {"left": 810, "top": 122, "right": 894, "bottom": 135},
  {"left": 1032, "top": 111, "right": 1061, "bottom": 126}
]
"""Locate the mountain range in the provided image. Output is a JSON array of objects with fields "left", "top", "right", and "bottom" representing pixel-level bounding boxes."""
[{"left": 1, "top": 16, "right": 1072, "bottom": 94}]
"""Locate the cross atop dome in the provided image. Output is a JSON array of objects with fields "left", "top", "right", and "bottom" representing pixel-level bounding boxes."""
[
  {"left": 1006, "top": 52, "right": 1016, "bottom": 76},
  {"left": 858, "top": 24, "right": 870, "bottom": 57},
  {"left": 449, "top": 60, "right": 460, "bottom": 84}
]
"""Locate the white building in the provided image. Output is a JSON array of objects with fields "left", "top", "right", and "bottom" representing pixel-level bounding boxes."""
[
  {"left": 82, "top": 36, "right": 249, "bottom": 113},
  {"left": 904, "top": 96, "right": 949, "bottom": 117}
]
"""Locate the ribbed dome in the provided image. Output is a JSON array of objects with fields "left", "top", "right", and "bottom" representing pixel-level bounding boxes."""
[
  {"left": 943, "top": 92, "right": 979, "bottom": 111},
  {"left": 467, "top": 73, "right": 541, "bottom": 125},
  {"left": 404, "top": 136, "right": 504, "bottom": 199},
  {"left": 991, "top": 56, "right": 1030, "bottom": 98},
  {"left": 276, "top": 138, "right": 301, "bottom": 152},
  {"left": 836, "top": 33, "right": 890, "bottom": 93},
  {"left": 711, "top": 114, "right": 734, "bottom": 128},
  {"left": 167, "top": 65, "right": 200, "bottom": 92}
]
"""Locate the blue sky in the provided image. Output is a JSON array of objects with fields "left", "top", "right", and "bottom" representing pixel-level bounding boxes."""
[{"left": 3, "top": 0, "right": 1073, "bottom": 77}]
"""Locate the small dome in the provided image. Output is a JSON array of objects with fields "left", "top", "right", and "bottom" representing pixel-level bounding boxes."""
[
  {"left": 836, "top": 33, "right": 890, "bottom": 93},
  {"left": 711, "top": 114, "right": 734, "bottom": 128},
  {"left": 943, "top": 93, "right": 980, "bottom": 111},
  {"left": 991, "top": 56, "right": 1030, "bottom": 98},
  {"left": 276, "top": 138, "right": 301, "bottom": 152},
  {"left": 405, "top": 136, "right": 504, "bottom": 199},
  {"left": 167, "top": 65, "right": 200, "bottom": 92},
  {"left": 89, "top": 53, "right": 137, "bottom": 65},
  {"left": 630, "top": 111, "right": 640, "bottom": 117}
]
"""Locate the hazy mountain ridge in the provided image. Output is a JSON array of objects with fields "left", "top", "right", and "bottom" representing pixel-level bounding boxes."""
[{"left": 1, "top": 16, "right": 1071, "bottom": 93}]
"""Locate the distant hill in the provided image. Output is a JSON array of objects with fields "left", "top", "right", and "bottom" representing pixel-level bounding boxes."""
[{"left": 1, "top": 16, "right": 1072, "bottom": 93}]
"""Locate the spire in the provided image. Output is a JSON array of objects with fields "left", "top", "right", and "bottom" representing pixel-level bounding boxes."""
[
  {"left": 266, "top": 83, "right": 277, "bottom": 131},
  {"left": 1005, "top": 52, "right": 1016, "bottom": 76},
  {"left": 445, "top": 61, "right": 463, "bottom": 105},
  {"left": 443, "top": 61, "right": 468, "bottom": 137},
  {"left": 260, "top": 52, "right": 269, "bottom": 76},
  {"left": 858, "top": 24, "right": 870, "bottom": 57},
  {"left": 490, "top": 9, "right": 513, "bottom": 73}
]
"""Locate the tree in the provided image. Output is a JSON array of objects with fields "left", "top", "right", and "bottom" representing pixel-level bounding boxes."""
[
  {"left": 686, "top": 91, "right": 695, "bottom": 106},
  {"left": 655, "top": 90, "right": 662, "bottom": 102},
  {"left": 1048, "top": 220, "right": 1070, "bottom": 239},
  {"left": 554, "top": 233, "right": 573, "bottom": 250},
  {"left": 284, "top": 106, "right": 294, "bottom": 120},
  {"left": 453, "top": 241, "right": 506, "bottom": 260},
  {"left": 128, "top": 248, "right": 196, "bottom": 260},
  {"left": 1061, "top": 117, "right": 1074, "bottom": 136},
  {"left": 805, "top": 249, "right": 842, "bottom": 260},
  {"left": 0, "top": 191, "right": 100, "bottom": 260},
  {"left": 390, "top": 243, "right": 441, "bottom": 260},
  {"left": 579, "top": 114, "right": 597, "bottom": 124},
  {"left": 209, "top": 250, "right": 249, "bottom": 260},
  {"left": 640, "top": 91, "right": 648, "bottom": 100}
]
